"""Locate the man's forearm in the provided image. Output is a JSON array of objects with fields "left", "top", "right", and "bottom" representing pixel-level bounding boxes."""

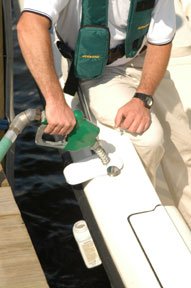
[
  {"left": 137, "top": 42, "right": 172, "bottom": 96},
  {"left": 17, "top": 12, "right": 66, "bottom": 106}
]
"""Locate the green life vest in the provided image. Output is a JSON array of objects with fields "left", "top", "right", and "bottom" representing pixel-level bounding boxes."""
[{"left": 74, "top": 0, "right": 155, "bottom": 80}]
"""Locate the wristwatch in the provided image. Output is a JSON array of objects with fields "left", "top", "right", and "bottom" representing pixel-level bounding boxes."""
[{"left": 133, "top": 92, "right": 153, "bottom": 109}]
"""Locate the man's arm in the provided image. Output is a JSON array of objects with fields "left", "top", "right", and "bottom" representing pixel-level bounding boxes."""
[
  {"left": 17, "top": 12, "right": 76, "bottom": 135},
  {"left": 137, "top": 42, "right": 172, "bottom": 95},
  {"left": 115, "top": 42, "right": 172, "bottom": 134}
]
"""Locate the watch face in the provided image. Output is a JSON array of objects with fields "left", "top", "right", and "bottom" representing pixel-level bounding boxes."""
[{"left": 146, "top": 96, "right": 153, "bottom": 108}]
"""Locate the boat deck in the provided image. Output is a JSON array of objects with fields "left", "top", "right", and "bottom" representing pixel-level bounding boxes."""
[{"left": 0, "top": 164, "right": 49, "bottom": 288}]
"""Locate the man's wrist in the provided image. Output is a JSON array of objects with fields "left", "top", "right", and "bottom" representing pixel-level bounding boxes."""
[{"left": 133, "top": 92, "right": 153, "bottom": 109}]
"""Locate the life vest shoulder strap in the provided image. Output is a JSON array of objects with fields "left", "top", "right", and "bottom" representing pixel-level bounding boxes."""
[
  {"left": 81, "top": 0, "right": 108, "bottom": 26},
  {"left": 126, "top": 0, "right": 155, "bottom": 57}
]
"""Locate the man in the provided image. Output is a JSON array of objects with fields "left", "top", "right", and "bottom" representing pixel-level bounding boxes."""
[{"left": 17, "top": 1, "right": 176, "bottom": 185}]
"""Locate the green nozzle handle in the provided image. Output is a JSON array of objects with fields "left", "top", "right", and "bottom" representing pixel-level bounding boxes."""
[{"left": 65, "top": 110, "right": 100, "bottom": 151}]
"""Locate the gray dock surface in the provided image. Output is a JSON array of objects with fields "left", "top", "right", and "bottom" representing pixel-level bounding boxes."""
[{"left": 0, "top": 164, "right": 49, "bottom": 288}]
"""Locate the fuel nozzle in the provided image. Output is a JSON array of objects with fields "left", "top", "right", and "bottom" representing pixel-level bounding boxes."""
[
  {"left": 36, "top": 109, "right": 122, "bottom": 182},
  {"left": 35, "top": 109, "right": 100, "bottom": 151}
]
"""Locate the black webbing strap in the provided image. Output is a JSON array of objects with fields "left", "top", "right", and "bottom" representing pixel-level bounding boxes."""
[{"left": 56, "top": 41, "right": 78, "bottom": 95}]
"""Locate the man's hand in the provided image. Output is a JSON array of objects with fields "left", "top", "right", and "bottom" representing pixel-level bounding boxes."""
[
  {"left": 115, "top": 98, "right": 151, "bottom": 134},
  {"left": 44, "top": 99, "right": 76, "bottom": 136}
]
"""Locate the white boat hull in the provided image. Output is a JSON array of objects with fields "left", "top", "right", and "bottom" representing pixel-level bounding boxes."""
[
  {"left": 63, "top": 4, "right": 191, "bottom": 281},
  {"left": 63, "top": 94, "right": 191, "bottom": 288}
]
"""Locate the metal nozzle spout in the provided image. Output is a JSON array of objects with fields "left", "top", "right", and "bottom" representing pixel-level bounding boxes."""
[
  {"left": 91, "top": 141, "right": 110, "bottom": 165},
  {"left": 91, "top": 141, "right": 121, "bottom": 177}
]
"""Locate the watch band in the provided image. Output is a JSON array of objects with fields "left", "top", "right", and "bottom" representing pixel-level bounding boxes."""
[{"left": 133, "top": 92, "right": 153, "bottom": 109}]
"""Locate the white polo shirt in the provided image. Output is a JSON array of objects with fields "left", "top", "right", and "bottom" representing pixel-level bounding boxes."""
[{"left": 22, "top": 0, "right": 176, "bottom": 65}]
